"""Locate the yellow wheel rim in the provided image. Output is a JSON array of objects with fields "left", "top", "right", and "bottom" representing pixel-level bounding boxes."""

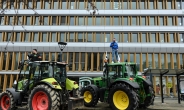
[
  {"left": 113, "top": 90, "right": 129, "bottom": 110},
  {"left": 84, "top": 91, "right": 92, "bottom": 103}
]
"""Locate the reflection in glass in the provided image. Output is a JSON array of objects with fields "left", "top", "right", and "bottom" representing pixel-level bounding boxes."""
[
  {"left": 124, "top": 53, "right": 128, "bottom": 62},
  {"left": 130, "top": 54, "right": 134, "bottom": 62},
  {"left": 75, "top": 53, "right": 79, "bottom": 71},
  {"left": 60, "top": 33, "right": 65, "bottom": 42},
  {"left": 78, "top": 17, "right": 84, "bottom": 25},
  {"left": 123, "top": 17, "right": 128, "bottom": 25},
  {"left": 132, "top": 33, "right": 138, "bottom": 42},
  {"left": 179, "top": 33, "right": 184, "bottom": 43},
  {"left": 132, "top": 17, "right": 137, "bottom": 26},
  {"left": 159, "top": 17, "right": 164, "bottom": 26},
  {"left": 142, "top": 54, "right": 146, "bottom": 71},
  {"left": 105, "top": 0, "right": 110, "bottom": 9},
  {"left": 149, "top": 1, "right": 154, "bottom": 9},
  {"left": 148, "top": 54, "right": 153, "bottom": 68},
  {"left": 42, "top": 33, "right": 47, "bottom": 42},
  {"left": 155, "top": 54, "right": 159, "bottom": 69},
  {"left": 9, "top": 17, "right": 13, "bottom": 25},
  {"left": 105, "top": 33, "right": 110, "bottom": 42},
  {"left": 136, "top": 54, "right": 140, "bottom": 71},
  {"left": 142, "top": 33, "right": 146, "bottom": 42},
  {"left": 35, "top": 17, "right": 39, "bottom": 25},
  {"left": 78, "top": 33, "right": 83, "bottom": 42},
  {"left": 177, "top": 1, "right": 181, "bottom": 9},
  {"left": 87, "top": 53, "right": 91, "bottom": 71},
  {"left": 70, "top": 17, "right": 74, "bottom": 25},
  {"left": 141, "top": 17, "right": 146, "bottom": 25},
  {"left": 124, "top": 33, "right": 128, "bottom": 42},
  {"left": 167, "top": 54, "right": 171, "bottom": 69},
  {"left": 168, "top": 17, "right": 173, "bottom": 26},
  {"left": 160, "top": 33, "right": 165, "bottom": 42},
  {"left": 95, "top": 33, "right": 101, "bottom": 42},
  {"left": 18, "top": 16, "right": 22, "bottom": 25},
  {"left": 178, "top": 16, "right": 182, "bottom": 26},
  {"left": 34, "top": 33, "right": 38, "bottom": 42},
  {"left": 70, "top": 1, "right": 75, "bottom": 9},
  {"left": 150, "top": 33, "right": 156, "bottom": 42},
  {"left": 106, "top": 17, "right": 110, "bottom": 25},
  {"left": 169, "top": 33, "right": 174, "bottom": 43},
  {"left": 158, "top": 0, "right": 163, "bottom": 9},
  {"left": 161, "top": 54, "right": 165, "bottom": 69},
  {"left": 88, "top": 33, "right": 92, "bottom": 42},
  {"left": 114, "top": 33, "right": 119, "bottom": 42},
  {"left": 150, "top": 17, "right": 154, "bottom": 25}
]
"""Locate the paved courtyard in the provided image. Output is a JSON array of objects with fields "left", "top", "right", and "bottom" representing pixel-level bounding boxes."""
[{"left": 17, "top": 97, "right": 184, "bottom": 110}]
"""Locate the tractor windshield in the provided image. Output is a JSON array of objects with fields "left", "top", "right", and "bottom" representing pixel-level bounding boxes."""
[
  {"left": 125, "top": 64, "right": 136, "bottom": 78},
  {"left": 53, "top": 64, "right": 67, "bottom": 83},
  {"left": 108, "top": 65, "right": 122, "bottom": 77}
]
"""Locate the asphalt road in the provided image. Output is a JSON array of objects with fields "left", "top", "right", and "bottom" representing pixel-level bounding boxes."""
[{"left": 13, "top": 98, "right": 184, "bottom": 110}]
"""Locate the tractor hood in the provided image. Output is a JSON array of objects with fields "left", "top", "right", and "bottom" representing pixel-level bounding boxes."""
[{"left": 66, "top": 78, "right": 79, "bottom": 90}]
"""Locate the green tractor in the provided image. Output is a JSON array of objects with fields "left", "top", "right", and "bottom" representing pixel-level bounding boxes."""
[
  {"left": 0, "top": 42, "right": 83, "bottom": 110},
  {"left": 80, "top": 56, "right": 155, "bottom": 110}
]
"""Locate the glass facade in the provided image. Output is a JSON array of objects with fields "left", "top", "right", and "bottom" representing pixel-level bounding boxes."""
[{"left": 0, "top": 0, "right": 183, "bottom": 95}]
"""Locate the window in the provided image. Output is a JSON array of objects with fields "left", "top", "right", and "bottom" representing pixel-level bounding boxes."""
[
  {"left": 114, "top": 17, "right": 120, "bottom": 25},
  {"left": 149, "top": 0, "right": 154, "bottom": 9},
  {"left": 14, "top": 53, "right": 19, "bottom": 70},
  {"left": 8, "top": 16, "right": 13, "bottom": 25},
  {"left": 124, "top": 53, "right": 128, "bottom": 62},
  {"left": 62, "top": 0, "right": 67, "bottom": 9},
  {"left": 87, "top": 53, "right": 91, "bottom": 71},
  {"left": 96, "top": 17, "right": 101, "bottom": 25},
  {"left": 35, "top": 17, "right": 39, "bottom": 25},
  {"left": 179, "top": 33, "right": 184, "bottom": 43},
  {"left": 150, "top": 33, "right": 156, "bottom": 42},
  {"left": 142, "top": 54, "right": 146, "bottom": 71},
  {"left": 81, "top": 53, "right": 85, "bottom": 71},
  {"left": 131, "top": 33, "right": 138, "bottom": 42},
  {"left": 61, "top": 17, "right": 66, "bottom": 25},
  {"left": 180, "top": 54, "right": 184, "bottom": 68},
  {"left": 42, "top": 32, "right": 47, "bottom": 42},
  {"left": 105, "top": 32, "right": 110, "bottom": 42},
  {"left": 75, "top": 53, "right": 79, "bottom": 71},
  {"left": 23, "top": 32, "right": 29, "bottom": 42},
  {"left": 70, "top": 1, "right": 75, "bottom": 9},
  {"left": 78, "top": 33, "right": 83, "bottom": 42},
  {"left": 150, "top": 17, "right": 155, "bottom": 26},
  {"left": 167, "top": 54, "right": 171, "bottom": 69},
  {"left": 159, "top": 17, "right": 164, "bottom": 26},
  {"left": 177, "top": 0, "right": 181, "bottom": 9},
  {"left": 26, "top": 17, "right": 30, "bottom": 25},
  {"left": 132, "top": 17, "right": 137, "bottom": 26},
  {"left": 78, "top": 1, "right": 85, "bottom": 9},
  {"left": 130, "top": 54, "right": 134, "bottom": 62},
  {"left": 142, "top": 33, "right": 146, "bottom": 42},
  {"left": 124, "top": 33, "right": 128, "bottom": 42},
  {"left": 159, "top": 33, "right": 165, "bottom": 42},
  {"left": 78, "top": 17, "right": 84, "bottom": 25},
  {"left": 70, "top": 17, "right": 74, "bottom": 25},
  {"left": 167, "top": 0, "right": 172, "bottom": 9},
  {"left": 105, "top": 0, "right": 110, "bottom": 9},
  {"left": 0, "top": 17, "right": 4, "bottom": 25},
  {"left": 95, "top": 33, "right": 101, "bottom": 42},
  {"left": 169, "top": 33, "right": 174, "bottom": 43},
  {"left": 154, "top": 54, "right": 159, "bottom": 69},
  {"left": 122, "top": 1, "right": 127, "bottom": 9},
  {"left": 43, "top": 17, "right": 48, "bottom": 25},
  {"left": 60, "top": 32, "right": 65, "bottom": 42},
  {"left": 8, "top": 53, "right": 13, "bottom": 70},
  {"left": 123, "top": 17, "right": 128, "bottom": 25},
  {"left": 131, "top": 2, "right": 136, "bottom": 9},
  {"left": 93, "top": 53, "right": 97, "bottom": 71},
  {"left": 15, "top": 33, "right": 21, "bottom": 42},
  {"left": 2, "top": 53, "right": 6, "bottom": 70},
  {"left": 158, "top": 0, "right": 163, "bottom": 9},
  {"left": 0, "top": 32, "right": 2, "bottom": 41},
  {"left": 113, "top": 1, "right": 121, "bottom": 9},
  {"left": 68, "top": 33, "right": 74, "bottom": 42},
  {"left": 36, "top": 0, "right": 41, "bottom": 9},
  {"left": 33, "top": 32, "right": 38, "bottom": 42},
  {"left": 161, "top": 54, "right": 165, "bottom": 69},
  {"left": 141, "top": 17, "right": 146, "bottom": 25},
  {"left": 168, "top": 17, "right": 173, "bottom": 26},
  {"left": 53, "top": 0, "right": 58, "bottom": 9},
  {"left": 51, "top": 33, "right": 56, "bottom": 42},
  {"left": 148, "top": 54, "right": 153, "bottom": 68},
  {"left": 87, "top": 33, "right": 92, "bottom": 42},
  {"left": 114, "top": 33, "right": 119, "bottom": 42},
  {"left": 44, "top": 0, "right": 49, "bottom": 9},
  {"left": 140, "top": 0, "right": 145, "bottom": 9},
  {"left": 52, "top": 17, "right": 57, "bottom": 25},
  {"left": 106, "top": 17, "right": 110, "bottom": 25},
  {"left": 45, "top": 53, "right": 49, "bottom": 61},
  {"left": 178, "top": 16, "right": 182, "bottom": 26},
  {"left": 18, "top": 16, "right": 22, "bottom": 25},
  {"left": 136, "top": 54, "right": 140, "bottom": 71}
]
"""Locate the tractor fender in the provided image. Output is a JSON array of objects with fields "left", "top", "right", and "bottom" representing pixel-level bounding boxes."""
[
  {"left": 109, "top": 79, "right": 140, "bottom": 89},
  {"left": 6, "top": 88, "right": 20, "bottom": 103},
  {"left": 82, "top": 84, "right": 99, "bottom": 97},
  {"left": 143, "top": 79, "right": 153, "bottom": 88},
  {"left": 33, "top": 81, "right": 55, "bottom": 89}
]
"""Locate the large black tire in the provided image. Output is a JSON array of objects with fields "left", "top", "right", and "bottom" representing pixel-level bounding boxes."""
[
  {"left": 109, "top": 83, "right": 139, "bottom": 110},
  {"left": 0, "top": 90, "right": 16, "bottom": 110},
  {"left": 140, "top": 86, "right": 155, "bottom": 108},
  {"left": 81, "top": 86, "right": 98, "bottom": 107},
  {"left": 28, "top": 84, "right": 60, "bottom": 110}
]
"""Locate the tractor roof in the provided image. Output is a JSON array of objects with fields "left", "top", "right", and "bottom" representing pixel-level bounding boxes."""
[{"left": 108, "top": 62, "right": 137, "bottom": 66}]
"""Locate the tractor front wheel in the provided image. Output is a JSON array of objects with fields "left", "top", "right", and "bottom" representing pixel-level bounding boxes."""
[
  {"left": 0, "top": 91, "right": 16, "bottom": 110},
  {"left": 81, "top": 86, "right": 98, "bottom": 107},
  {"left": 109, "top": 83, "right": 139, "bottom": 110},
  {"left": 28, "top": 84, "right": 60, "bottom": 110}
]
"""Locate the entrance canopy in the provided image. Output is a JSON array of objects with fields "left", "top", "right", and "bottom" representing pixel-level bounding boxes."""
[{"left": 143, "top": 68, "right": 184, "bottom": 104}]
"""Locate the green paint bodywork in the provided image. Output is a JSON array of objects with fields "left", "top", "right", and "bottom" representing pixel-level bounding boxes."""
[{"left": 80, "top": 61, "right": 153, "bottom": 104}]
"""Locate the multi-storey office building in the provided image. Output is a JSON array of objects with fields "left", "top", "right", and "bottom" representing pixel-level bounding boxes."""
[{"left": 0, "top": 0, "right": 184, "bottom": 97}]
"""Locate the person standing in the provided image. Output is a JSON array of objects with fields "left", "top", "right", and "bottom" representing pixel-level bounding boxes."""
[
  {"left": 110, "top": 38, "right": 119, "bottom": 63},
  {"left": 28, "top": 49, "right": 42, "bottom": 61}
]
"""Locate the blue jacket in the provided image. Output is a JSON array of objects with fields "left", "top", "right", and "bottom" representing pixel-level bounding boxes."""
[{"left": 110, "top": 41, "right": 118, "bottom": 49}]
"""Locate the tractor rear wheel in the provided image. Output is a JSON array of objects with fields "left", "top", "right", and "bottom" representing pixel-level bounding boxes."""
[
  {"left": 0, "top": 91, "right": 16, "bottom": 110},
  {"left": 81, "top": 86, "right": 98, "bottom": 107},
  {"left": 109, "top": 83, "right": 139, "bottom": 110},
  {"left": 28, "top": 84, "right": 60, "bottom": 110},
  {"left": 140, "top": 86, "right": 155, "bottom": 108}
]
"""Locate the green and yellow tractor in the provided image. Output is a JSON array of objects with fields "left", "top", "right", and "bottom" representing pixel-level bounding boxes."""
[
  {"left": 80, "top": 56, "right": 155, "bottom": 110},
  {"left": 0, "top": 42, "right": 83, "bottom": 110}
]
